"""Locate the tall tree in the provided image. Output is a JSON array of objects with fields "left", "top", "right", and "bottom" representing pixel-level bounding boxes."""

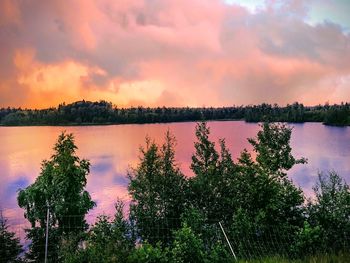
[
  {"left": 189, "top": 122, "right": 220, "bottom": 219},
  {"left": 247, "top": 123, "right": 306, "bottom": 231},
  {"left": 17, "top": 132, "right": 95, "bottom": 262},
  {"left": 229, "top": 123, "right": 307, "bottom": 257},
  {"left": 128, "top": 131, "right": 187, "bottom": 245},
  {"left": 248, "top": 122, "right": 307, "bottom": 179},
  {"left": 190, "top": 122, "right": 241, "bottom": 222}
]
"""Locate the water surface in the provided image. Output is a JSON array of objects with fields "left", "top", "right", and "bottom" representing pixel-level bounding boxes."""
[{"left": 1, "top": 121, "right": 349, "bottom": 237}]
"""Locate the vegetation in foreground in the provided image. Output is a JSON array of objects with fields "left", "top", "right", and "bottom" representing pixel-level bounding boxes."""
[
  {"left": 1, "top": 100, "right": 350, "bottom": 126},
  {"left": 238, "top": 252, "right": 350, "bottom": 263},
  {"left": 0, "top": 212, "right": 22, "bottom": 263},
  {"left": 0, "top": 122, "right": 349, "bottom": 262}
]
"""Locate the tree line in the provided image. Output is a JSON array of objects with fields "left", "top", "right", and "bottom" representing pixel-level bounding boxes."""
[
  {"left": 0, "top": 100, "right": 349, "bottom": 126},
  {"left": 1, "top": 122, "right": 350, "bottom": 262}
]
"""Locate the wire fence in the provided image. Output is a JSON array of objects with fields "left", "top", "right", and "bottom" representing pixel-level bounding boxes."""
[{"left": 2, "top": 209, "right": 350, "bottom": 262}]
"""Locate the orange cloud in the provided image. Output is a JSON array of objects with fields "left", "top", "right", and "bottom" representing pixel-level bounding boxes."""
[
  {"left": 0, "top": 0, "right": 350, "bottom": 108},
  {"left": 12, "top": 49, "right": 168, "bottom": 108},
  {"left": 13, "top": 49, "right": 90, "bottom": 108}
]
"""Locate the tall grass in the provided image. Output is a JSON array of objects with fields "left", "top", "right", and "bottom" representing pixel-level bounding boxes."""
[{"left": 237, "top": 252, "right": 350, "bottom": 263}]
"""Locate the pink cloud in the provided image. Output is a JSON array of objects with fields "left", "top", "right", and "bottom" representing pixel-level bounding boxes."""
[{"left": 0, "top": 0, "right": 349, "bottom": 108}]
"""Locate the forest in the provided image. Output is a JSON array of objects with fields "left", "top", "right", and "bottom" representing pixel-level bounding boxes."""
[
  {"left": 1, "top": 122, "right": 349, "bottom": 262},
  {"left": 0, "top": 100, "right": 349, "bottom": 126}
]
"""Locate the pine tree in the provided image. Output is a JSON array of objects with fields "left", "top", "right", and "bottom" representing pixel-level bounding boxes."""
[{"left": 0, "top": 211, "right": 22, "bottom": 263}]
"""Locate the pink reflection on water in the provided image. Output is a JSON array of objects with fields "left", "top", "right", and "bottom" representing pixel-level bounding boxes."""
[{"left": 0, "top": 121, "right": 349, "bottom": 241}]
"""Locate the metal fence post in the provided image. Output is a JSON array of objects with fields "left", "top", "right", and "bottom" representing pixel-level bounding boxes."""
[
  {"left": 219, "top": 221, "right": 237, "bottom": 261},
  {"left": 45, "top": 206, "right": 49, "bottom": 263}
]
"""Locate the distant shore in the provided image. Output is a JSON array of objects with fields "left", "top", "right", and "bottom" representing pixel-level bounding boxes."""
[
  {"left": 1, "top": 100, "right": 349, "bottom": 127},
  {"left": 0, "top": 118, "right": 348, "bottom": 128}
]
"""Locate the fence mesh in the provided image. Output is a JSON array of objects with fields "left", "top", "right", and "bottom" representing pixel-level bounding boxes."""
[{"left": 1, "top": 208, "right": 350, "bottom": 262}]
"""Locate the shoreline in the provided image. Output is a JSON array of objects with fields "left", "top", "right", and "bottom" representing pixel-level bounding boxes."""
[{"left": 0, "top": 119, "right": 348, "bottom": 127}]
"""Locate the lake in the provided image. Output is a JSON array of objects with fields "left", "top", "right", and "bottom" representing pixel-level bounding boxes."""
[{"left": 1, "top": 121, "right": 350, "bottom": 237}]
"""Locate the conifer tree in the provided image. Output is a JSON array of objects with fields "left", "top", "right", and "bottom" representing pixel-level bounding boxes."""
[{"left": 0, "top": 212, "right": 22, "bottom": 263}]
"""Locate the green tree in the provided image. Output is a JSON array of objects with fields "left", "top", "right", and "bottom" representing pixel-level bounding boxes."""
[
  {"left": 215, "top": 139, "right": 239, "bottom": 221},
  {"left": 306, "top": 171, "right": 350, "bottom": 253},
  {"left": 228, "top": 123, "right": 307, "bottom": 257},
  {"left": 292, "top": 221, "right": 326, "bottom": 256},
  {"left": 128, "top": 131, "right": 187, "bottom": 245},
  {"left": 189, "top": 122, "right": 233, "bottom": 220},
  {"left": 170, "top": 223, "right": 206, "bottom": 263},
  {"left": 128, "top": 242, "right": 168, "bottom": 263},
  {"left": 191, "top": 122, "right": 219, "bottom": 179},
  {"left": 0, "top": 211, "right": 22, "bottom": 263},
  {"left": 17, "top": 132, "right": 95, "bottom": 262},
  {"left": 248, "top": 122, "right": 307, "bottom": 178},
  {"left": 324, "top": 105, "right": 350, "bottom": 126},
  {"left": 62, "top": 200, "right": 134, "bottom": 263},
  {"left": 240, "top": 123, "right": 306, "bottom": 230}
]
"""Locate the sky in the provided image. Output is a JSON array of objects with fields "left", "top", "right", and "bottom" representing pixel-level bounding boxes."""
[{"left": 0, "top": 0, "right": 350, "bottom": 109}]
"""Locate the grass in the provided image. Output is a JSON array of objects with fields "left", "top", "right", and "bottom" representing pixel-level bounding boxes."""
[{"left": 237, "top": 252, "right": 350, "bottom": 263}]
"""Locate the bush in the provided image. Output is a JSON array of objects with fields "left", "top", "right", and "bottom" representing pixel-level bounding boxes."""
[
  {"left": 128, "top": 242, "right": 168, "bottom": 263},
  {"left": 170, "top": 223, "right": 206, "bottom": 263}
]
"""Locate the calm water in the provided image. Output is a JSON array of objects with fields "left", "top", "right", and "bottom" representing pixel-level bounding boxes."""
[{"left": 1, "top": 121, "right": 350, "bottom": 227}]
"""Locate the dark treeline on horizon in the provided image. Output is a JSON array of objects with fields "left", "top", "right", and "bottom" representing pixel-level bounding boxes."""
[{"left": 0, "top": 100, "right": 349, "bottom": 126}]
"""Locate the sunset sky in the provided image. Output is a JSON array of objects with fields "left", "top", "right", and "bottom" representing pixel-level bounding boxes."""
[{"left": 1, "top": 0, "right": 350, "bottom": 109}]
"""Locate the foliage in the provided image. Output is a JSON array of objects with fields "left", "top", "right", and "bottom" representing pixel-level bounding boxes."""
[
  {"left": 248, "top": 122, "right": 307, "bottom": 177},
  {"left": 128, "top": 242, "right": 168, "bottom": 263},
  {"left": 61, "top": 200, "right": 134, "bottom": 263},
  {"left": 206, "top": 241, "right": 234, "bottom": 263},
  {"left": 170, "top": 223, "right": 206, "bottom": 263},
  {"left": 306, "top": 171, "right": 350, "bottom": 253},
  {"left": 189, "top": 122, "right": 240, "bottom": 223},
  {"left": 324, "top": 104, "right": 350, "bottom": 126},
  {"left": 0, "top": 212, "right": 22, "bottom": 263},
  {"left": 128, "top": 131, "right": 187, "bottom": 245},
  {"left": 226, "top": 123, "right": 307, "bottom": 258},
  {"left": 237, "top": 252, "right": 350, "bottom": 263},
  {"left": 246, "top": 123, "right": 306, "bottom": 226},
  {"left": 188, "top": 122, "right": 306, "bottom": 258},
  {"left": 5, "top": 121, "right": 350, "bottom": 262},
  {"left": 17, "top": 132, "right": 95, "bottom": 261},
  {"left": 1, "top": 100, "right": 349, "bottom": 126},
  {"left": 292, "top": 222, "right": 326, "bottom": 256},
  {"left": 189, "top": 122, "right": 220, "bottom": 220}
]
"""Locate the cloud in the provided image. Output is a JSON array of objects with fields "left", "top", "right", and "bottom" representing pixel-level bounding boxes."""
[{"left": 0, "top": 0, "right": 350, "bottom": 108}]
